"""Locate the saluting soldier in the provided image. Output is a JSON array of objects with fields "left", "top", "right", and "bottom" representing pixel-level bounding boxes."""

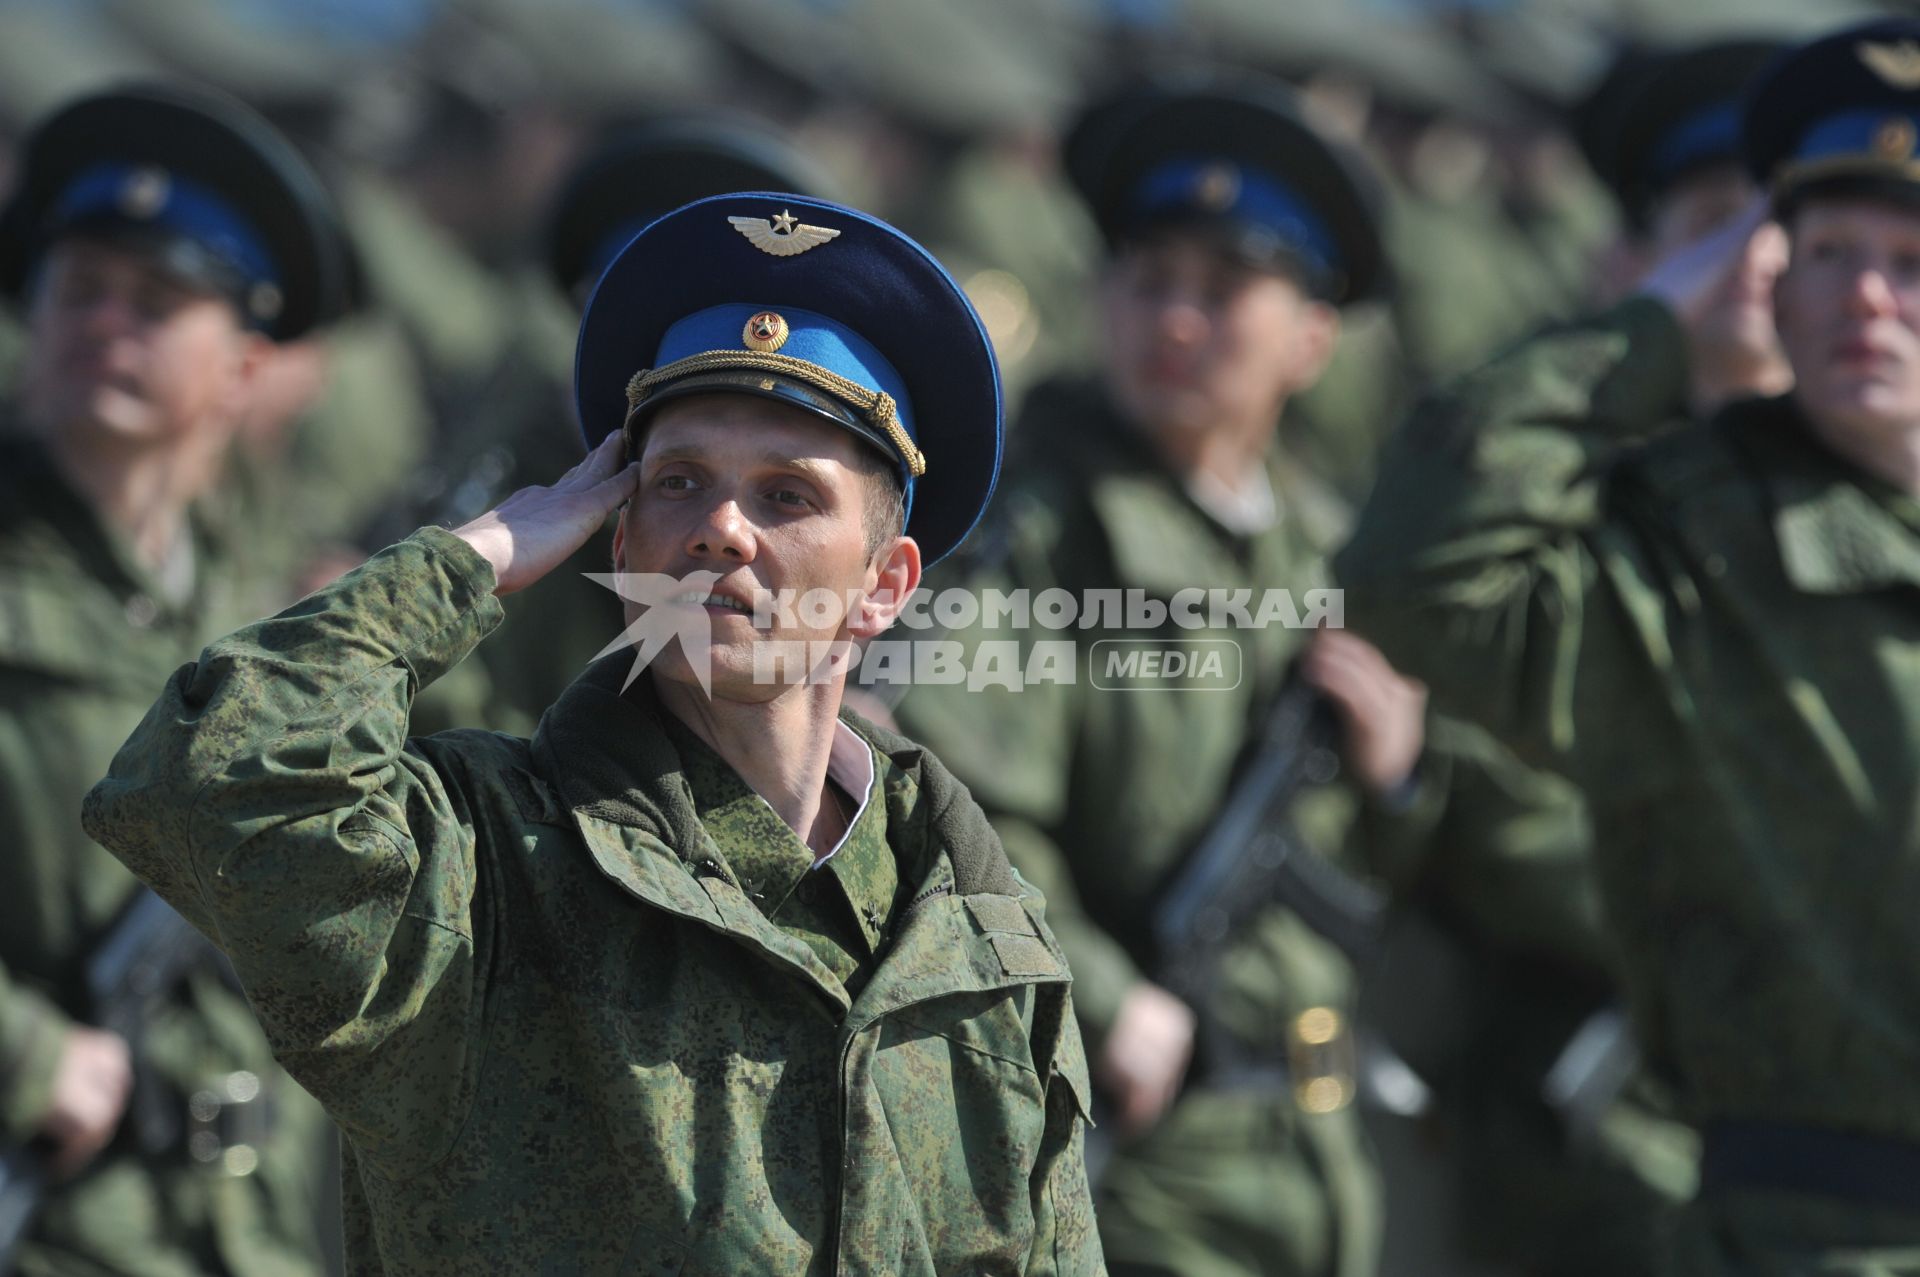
[
  {"left": 83, "top": 191, "right": 1104, "bottom": 1274},
  {"left": 1337, "top": 18, "right": 1920, "bottom": 1273},
  {"left": 0, "top": 84, "right": 354, "bottom": 1275},
  {"left": 1388, "top": 38, "right": 1803, "bottom": 1277}
]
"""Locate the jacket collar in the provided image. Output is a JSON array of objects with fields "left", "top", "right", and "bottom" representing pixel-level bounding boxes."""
[
  {"left": 1046, "top": 384, "right": 1344, "bottom": 598},
  {"left": 530, "top": 662, "right": 1065, "bottom": 1016}
]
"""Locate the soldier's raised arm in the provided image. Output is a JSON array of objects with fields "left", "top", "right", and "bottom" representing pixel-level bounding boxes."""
[
  {"left": 1331, "top": 205, "right": 1776, "bottom": 786},
  {"left": 81, "top": 435, "right": 635, "bottom": 1171}
]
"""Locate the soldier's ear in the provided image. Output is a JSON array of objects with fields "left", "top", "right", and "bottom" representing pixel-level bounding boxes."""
[
  {"left": 851, "top": 535, "right": 921, "bottom": 639},
  {"left": 610, "top": 516, "right": 627, "bottom": 573}
]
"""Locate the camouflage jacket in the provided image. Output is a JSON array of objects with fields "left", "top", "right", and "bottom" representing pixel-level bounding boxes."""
[
  {"left": 84, "top": 528, "right": 1103, "bottom": 1276},
  {"left": 1335, "top": 297, "right": 1920, "bottom": 1146},
  {"left": 0, "top": 439, "right": 325, "bottom": 1276}
]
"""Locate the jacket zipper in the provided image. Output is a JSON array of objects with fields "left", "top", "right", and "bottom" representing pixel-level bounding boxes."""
[
  {"left": 832, "top": 881, "right": 949, "bottom": 1273},
  {"left": 901, "top": 882, "right": 951, "bottom": 918}
]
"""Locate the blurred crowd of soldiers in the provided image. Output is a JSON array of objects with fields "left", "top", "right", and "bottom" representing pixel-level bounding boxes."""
[{"left": 2, "top": 0, "right": 1915, "bottom": 1274}]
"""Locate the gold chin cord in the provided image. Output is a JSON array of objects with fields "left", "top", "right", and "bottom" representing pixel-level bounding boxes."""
[{"left": 624, "top": 352, "right": 928, "bottom": 478}]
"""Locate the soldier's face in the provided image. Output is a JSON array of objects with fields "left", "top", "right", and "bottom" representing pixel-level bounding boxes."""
[
  {"left": 612, "top": 394, "right": 920, "bottom": 702},
  {"left": 1099, "top": 234, "right": 1338, "bottom": 440},
  {"left": 1776, "top": 199, "right": 1920, "bottom": 441},
  {"left": 21, "top": 238, "right": 261, "bottom": 449},
  {"left": 1646, "top": 166, "right": 1789, "bottom": 375}
]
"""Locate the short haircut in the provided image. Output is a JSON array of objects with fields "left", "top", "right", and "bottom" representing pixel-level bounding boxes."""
[{"left": 852, "top": 446, "right": 907, "bottom": 559}]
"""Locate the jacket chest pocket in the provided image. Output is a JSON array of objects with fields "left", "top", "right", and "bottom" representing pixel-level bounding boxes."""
[{"left": 856, "top": 989, "right": 1049, "bottom": 1264}]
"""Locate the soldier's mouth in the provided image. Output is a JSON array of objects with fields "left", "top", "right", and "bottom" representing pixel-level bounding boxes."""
[{"left": 671, "top": 590, "right": 755, "bottom": 614}]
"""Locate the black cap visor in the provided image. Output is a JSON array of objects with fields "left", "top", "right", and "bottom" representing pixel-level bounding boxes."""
[{"left": 1776, "top": 169, "right": 1920, "bottom": 222}]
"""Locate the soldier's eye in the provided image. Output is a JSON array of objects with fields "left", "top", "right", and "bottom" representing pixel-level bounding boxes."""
[{"left": 767, "top": 488, "right": 809, "bottom": 508}]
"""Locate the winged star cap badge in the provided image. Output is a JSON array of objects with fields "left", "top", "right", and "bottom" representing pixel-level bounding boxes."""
[{"left": 729, "top": 208, "right": 842, "bottom": 257}]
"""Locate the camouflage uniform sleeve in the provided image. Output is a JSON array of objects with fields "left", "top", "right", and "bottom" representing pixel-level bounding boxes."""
[
  {"left": 1349, "top": 704, "right": 1455, "bottom": 885},
  {"left": 1023, "top": 963, "right": 1105, "bottom": 1275},
  {"left": 82, "top": 527, "right": 505, "bottom": 1172},
  {"left": 1399, "top": 718, "right": 1613, "bottom": 974},
  {"left": 0, "top": 711, "right": 75, "bottom": 1142},
  {"left": 0, "top": 962, "right": 69, "bottom": 1143},
  {"left": 1334, "top": 297, "right": 1691, "bottom": 788}
]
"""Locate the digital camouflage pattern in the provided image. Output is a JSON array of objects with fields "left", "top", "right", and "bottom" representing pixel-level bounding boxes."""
[
  {"left": 0, "top": 439, "right": 326, "bottom": 1277},
  {"left": 658, "top": 711, "right": 899, "bottom": 999},
  {"left": 1335, "top": 298, "right": 1920, "bottom": 1271},
  {"left": 896, "top": 379, "right": 1390, "bottom": 1277},
  {"left": 83, "top": 527, "right": 1104, "bottom": 1276}
]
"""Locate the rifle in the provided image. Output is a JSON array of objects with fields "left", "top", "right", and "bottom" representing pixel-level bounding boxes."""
[
  {"left": 1154, "top": 675, "right": 1385, "bottom": 992},
  {"left": 1154, "top": 672, "right": 1393, "bottom": 1097},
  {"left": 1087, "top": 676, "right": 1398, "bottom": 1178},
  {"left": 0, "top": 889, "right": 217, "bottom": 1270}
]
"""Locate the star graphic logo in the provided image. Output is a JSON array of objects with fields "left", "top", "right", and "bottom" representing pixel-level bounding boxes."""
[
  {"left": 583, "top": 569, "right": 725, "bottom": 694},
  {"left": 771, "top": 209, "right": 799, "bottom": 233}
]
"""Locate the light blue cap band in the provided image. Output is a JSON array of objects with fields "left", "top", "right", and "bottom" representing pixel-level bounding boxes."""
[
  {"left": 650, "top": 302, "right": 921, "bottom": 518},
  {"left": 1791, "top": 108, "right": 1920, "bottom": 172},
  {"left": 1647, "top": 100, "right": 1744, "bottom": 188},
  {"left": 51, "top": 162, "right": 282, "bottom": 290},
  {"left": 1131, "top": 155, "right": 1341, "bottom": 280}
]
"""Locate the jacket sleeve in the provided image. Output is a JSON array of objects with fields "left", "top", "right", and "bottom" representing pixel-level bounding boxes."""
[
  {"left": 1398, "top": 718, "right": 1613, "bottom": 975},
  {"left": 1334, "top": 297, "right": 1694, "bottom": 798},
  {"left": 0, "top": 963, "right": 69, "bottom": 1144},
  {"left": 81, "top": 527, "right": 505, "bottom": 1174},
  {"left": 0, "top": 714, "right": 77, "bottom": 1142},
  {"left": 1025, "top": 984, "right": 1105, "bottom": 1276}
]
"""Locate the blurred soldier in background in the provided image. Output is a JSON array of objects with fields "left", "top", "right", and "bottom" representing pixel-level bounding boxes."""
[
  {"left": 1338, "top": 17, "right": 1920, "bottom": 1271},
  {"left": 1368, "top": 37, "right": 1797, "bottom": 1277},
  {"left": 1574, "top": 38, "right": 1794, "bottom": 412},
  {"left": 0, "top": 83, "right": 352, "bottom": 1276},
  {"left": 896, "top": 76, "right": 1414, "bottom": 1277}
]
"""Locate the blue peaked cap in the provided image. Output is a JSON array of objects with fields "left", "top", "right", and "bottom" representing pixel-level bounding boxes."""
[
  {"left": 576, "top": 192, "right": 1002, "bottom": 567},
  {"left": 1746, "top": 19, "right": 1920, "bottom": 200}
]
